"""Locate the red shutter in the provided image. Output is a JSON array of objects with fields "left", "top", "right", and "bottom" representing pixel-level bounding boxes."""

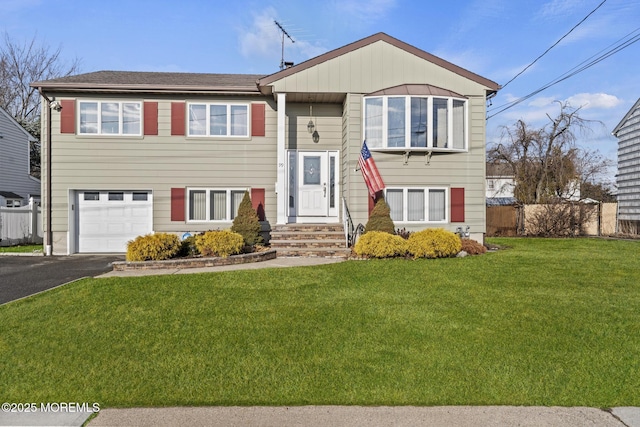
[
  {"left": 144, "top": 102, "right": 158, "bottom": 135},
  {"left": 251, "top": 188, "right": 266, "bottom": 221},
  {"left": 368, "top": 194, "right": 376, "bottom": 216},
  {"left": 171, "top": 188, "right": 186, "bottom": 221},
  {"left": 171, "top": 102, "right": 185, "bottom": 136},
  {"left": 451, "top": 188, "right": 465, "bottom": 222},
  {"left": 60, "top": 99, "right": 75, "bottom": 134},
  {"left": 251, "top": 103, "right": 265, "bottom": 137}
]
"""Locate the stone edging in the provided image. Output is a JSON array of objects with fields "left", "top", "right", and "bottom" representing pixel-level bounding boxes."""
[{"left": 112, "top": 249, "right": 277, "bottom": 271}]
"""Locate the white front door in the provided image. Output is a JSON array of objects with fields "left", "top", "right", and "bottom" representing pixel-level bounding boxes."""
[{"left": 298, "top": 151, "right": 328, "bottom": 216}]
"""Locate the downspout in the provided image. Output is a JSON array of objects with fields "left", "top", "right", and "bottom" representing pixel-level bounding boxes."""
[{"left": 38, "top": 89, "right": 53, "bottom": 256}]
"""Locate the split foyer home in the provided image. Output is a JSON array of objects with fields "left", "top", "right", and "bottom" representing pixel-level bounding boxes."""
[{"left": 33, "top": 33, "right": 499, "bottom": 255}]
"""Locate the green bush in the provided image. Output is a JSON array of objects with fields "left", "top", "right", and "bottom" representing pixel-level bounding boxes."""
[
  {"left": 195, "top": 230, "right": 244, "bottom": 258},
  {"left": 407, "top": 228, "right": 462, "bottom": 259},
  {"left": 126, "top": 233, "right": 182, "bottom": 261},
  {"left": 177, "top": 235, "right": 200, "bottom": 258},
  {"left": 231, "top": 191, "right": 263, "bottom": 246},
  {"left": 364, "top": 196, "right": 395, "bottom": 234},
  {"left": 460, "top": 238, "right": 487, "bottom": 255},
  {"left": 354, "top": 231, "right": 408, "bottom": 258}
]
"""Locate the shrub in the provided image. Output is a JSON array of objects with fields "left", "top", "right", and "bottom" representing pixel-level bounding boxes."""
[
  {"left": 231, "top": 191, "right": 263, "bottom": 246},
  {"left": 354, "top": 231, "right": 408, "bottom": 258},
  {"left": 126, "top": 233, "right": 181, "bottom": 261},
  {"left": 195, "top": 230, "right": 244, "bottom": 258},
  {"left": 364, "top": 196, "right": 395, "bottom": 234},
  {"left": 177, "top": 235, "right": 200, "bottom": 258},
  {"left": 460, "top": 238, "right": 487, "bottom": 255},
  {"left": 407, "top": 228, "right": 462, "bottom": 259}
]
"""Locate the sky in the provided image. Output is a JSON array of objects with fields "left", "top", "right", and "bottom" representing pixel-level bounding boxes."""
[{"left": 2, "top": 0, "right": 639, "bottom": 186}]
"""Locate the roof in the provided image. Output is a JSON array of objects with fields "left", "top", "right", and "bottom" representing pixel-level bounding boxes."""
[
  {"left": 486, "top": 197, "right": 518, "bottom": 206},
  {"left": 0, "top": 191, "right": 23, "bottom": 199},
  {"left": 0, "top": 106, "right": 36, "bottom": 141},
  {"left": 612, "top": 98, "right": 640, "bottom": 136},
  {"left": 258, "top": 33, "right": 500, "bottom": 94},
  {"left": 32, "top": 71, "right": 265, "bottom": 94},
  {"left": 367, "top": 84, "right": 465, "bottom": 98}
]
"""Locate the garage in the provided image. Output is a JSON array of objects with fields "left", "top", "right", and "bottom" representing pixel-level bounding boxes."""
[{"left": 77, "top": 190, "right": 153, "bottom": 253}]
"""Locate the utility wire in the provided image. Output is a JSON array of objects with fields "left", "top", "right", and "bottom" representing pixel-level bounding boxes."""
[
  {"left": 500, "top": 0, "right": 607, "bottom": 91},
  {"left": 488, "top": 26, "right": 640, "bottom": 119}
]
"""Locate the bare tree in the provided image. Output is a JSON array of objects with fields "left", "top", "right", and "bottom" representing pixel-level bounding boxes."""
[
  {"left": 0, "top": 32, "right": 80, "bottom": 177},
  {"left": 488, "top": 101, "right": 610, "bottom": 204}
]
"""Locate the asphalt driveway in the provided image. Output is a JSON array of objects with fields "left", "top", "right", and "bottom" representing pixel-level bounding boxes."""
[{"left": 0, "top": 255, "right": 124, "bottom": 304}]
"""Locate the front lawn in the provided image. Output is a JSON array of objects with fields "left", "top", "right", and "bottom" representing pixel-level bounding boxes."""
[
  {"left": 0, "top": 238, "right": 639, "bottom": 407},
  {"left": 0, "top": 244, "right": 42, "bottom": 253}
]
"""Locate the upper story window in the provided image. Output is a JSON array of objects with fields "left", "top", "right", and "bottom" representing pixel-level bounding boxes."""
[
  {"left": 364, "top": 96, "right": 466, "bottom": 151},
  {"left": 188, "top": 103, "right": 249, "bottom": 137},
  {"left": 78, "top": 101, "right": 141, "bottom": 135}
]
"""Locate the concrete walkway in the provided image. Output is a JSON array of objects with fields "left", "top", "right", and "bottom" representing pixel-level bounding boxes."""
[{"left": 1, "top": 405, "right": 638, "bottom": 426}]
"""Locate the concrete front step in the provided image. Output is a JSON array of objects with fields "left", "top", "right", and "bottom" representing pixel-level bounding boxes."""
[
  {"left": 269, "top": 224, "right": 349, "bottom": 258},
  {"left": 275, "top": 247, "right": 352, "bottom": 258},
  {"left": 271, "top": 239, "right": 347, "bottom": 249}
]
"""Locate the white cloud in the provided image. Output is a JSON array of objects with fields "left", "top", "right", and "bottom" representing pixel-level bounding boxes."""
[
  {"left": 239, "top": 7, "right": 282, "bottom": 60},
  {"left": 565, "top": 93, "right": 623, "bottom": 110},
  {"left": 538, "top": 0, "right": 584, "bottom": 20},
  {"left": 332, "top": 0, "right": 397, "bottom": 23}
]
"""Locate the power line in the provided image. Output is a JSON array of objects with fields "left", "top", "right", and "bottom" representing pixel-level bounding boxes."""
[
  {"left": 500, "top": 0, "right": 607, "bottom": 91},
  {"left": 487, "top": 26, "right": 640, "bottom": 119}
]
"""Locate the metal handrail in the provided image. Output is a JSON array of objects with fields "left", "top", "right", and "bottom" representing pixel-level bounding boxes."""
[{"left": 342, "top": 197, "right": 365, "bottom": 247}]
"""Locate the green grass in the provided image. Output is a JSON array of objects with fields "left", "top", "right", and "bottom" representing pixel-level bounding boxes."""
[
  {"left": 0, "top": 238, "right": 639, "bottom": 407},
  {"left": 0, "top": 244, "right": 42, "bottom": 253}
]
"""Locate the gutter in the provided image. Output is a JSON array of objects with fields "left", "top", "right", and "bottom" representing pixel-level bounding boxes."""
[{"left": 37, "top": 88, "right": 53, "bottom": 256}]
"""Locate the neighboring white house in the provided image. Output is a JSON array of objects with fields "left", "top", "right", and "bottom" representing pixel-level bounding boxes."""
[
  {"left": 613, "top": 97, "right": 640, "bottom": 231},
  {"left": 486, "top": 163, "right": 516, "bottom": 206},
  {"left": 0, "top": 106, "right": 41, "bottom": 207}
]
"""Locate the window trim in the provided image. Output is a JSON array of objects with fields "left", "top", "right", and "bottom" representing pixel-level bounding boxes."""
[
  {"left": 187, "top": 102, "right": 250, "bottom": 138},
  {"left": 77, "top": 100, "right": 142, "bottom": 136},
  {"left": 363, "top": 95, "right": 468, "bottom": 152},
  {"left": 186, "top": 187, "right": 249, "bottom": 223},
  {"left": 384, "top": 187, "right": 449, "bottom": 223}
]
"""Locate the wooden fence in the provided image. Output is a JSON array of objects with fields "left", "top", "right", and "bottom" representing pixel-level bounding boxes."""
[{"left": 487, "top": 202, "right": 617, "bottom": 237}]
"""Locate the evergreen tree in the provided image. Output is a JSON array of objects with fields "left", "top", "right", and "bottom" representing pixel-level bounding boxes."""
[
  {"left": 364, "top": 195, "right": 395, "bottom": 234},
  {"left": 231, "top": 191, "right": 263, "bottom": 246}
]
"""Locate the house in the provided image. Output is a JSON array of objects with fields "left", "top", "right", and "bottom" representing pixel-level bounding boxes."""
[
  {"left": 32, "top": 33, "right": 499, "bottom": 255},
  {"left": 485, "top": 162, "right": 517, "bottom": 206},
  {"left": 613, "top": 98, "right": 640, "bottom": 233},
  {"left": 0, "top": 106, "right": 41, "bottom": 207}
]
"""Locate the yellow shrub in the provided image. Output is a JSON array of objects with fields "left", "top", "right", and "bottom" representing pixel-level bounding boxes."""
[
  {"left": 195, "top": 230, "right": 244, "bottom": 258},
  {"left": 407, "top": 228, "right": 462, "bottom": 259},
  {"left": 354, "top": 231, "right": 408, "bottom": 258},
  {"left": 126, "top": 233, "right": 181, "bottom": 261}
]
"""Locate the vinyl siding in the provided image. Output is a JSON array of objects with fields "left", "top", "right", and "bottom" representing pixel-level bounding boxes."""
[
  {"left": 616, "top": 101, "right": 640, "bottom": 220},
  {"left": 0, "top": 108, "right": 40, "bottom": 202}
]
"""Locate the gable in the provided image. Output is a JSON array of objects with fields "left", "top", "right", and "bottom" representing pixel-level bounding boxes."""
[{"left": 259, "top": 33, "right": 499, "bottom": 98}]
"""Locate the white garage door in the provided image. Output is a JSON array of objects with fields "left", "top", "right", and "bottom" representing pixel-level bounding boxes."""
[{"left": 77, "top": 190, "right": 153, "bottom": 253}]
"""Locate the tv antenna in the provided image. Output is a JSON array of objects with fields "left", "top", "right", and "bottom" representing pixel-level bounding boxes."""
[{"left": 274, "top": 20, "right": 295, "bottom": 70}]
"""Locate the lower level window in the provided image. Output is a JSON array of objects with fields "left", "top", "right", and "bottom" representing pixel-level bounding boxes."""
[
  {"left": 188, "top": 188, "right": 246, "bottom": 222},
  {"left": 385, "top": 187, "right": 447, "bottom": 223}
]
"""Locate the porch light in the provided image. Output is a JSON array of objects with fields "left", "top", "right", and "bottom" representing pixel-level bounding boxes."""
[
  {"left": 307, "top": 104, "right": 315, "bottom": 133},
  {"left": 312, "top": 130, "right": 320, "bottom": 143}
]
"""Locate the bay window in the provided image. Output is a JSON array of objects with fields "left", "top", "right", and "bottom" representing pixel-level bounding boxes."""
[
  {"left": 188, "top": 103, "right": 249, "bottom": 137},
  {"left": 364, "top": 95, "right": 467, "bottom": 150},
  {"left": 385, "top": 187, "right": 448, "bottom": 223},
  {"left": 79, "top": 101, "right": 141, "bottom": 135}
]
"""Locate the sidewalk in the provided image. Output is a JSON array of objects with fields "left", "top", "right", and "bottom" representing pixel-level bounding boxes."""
[{"left": 2, "top": 405, "right": 638, "bottom": 426}]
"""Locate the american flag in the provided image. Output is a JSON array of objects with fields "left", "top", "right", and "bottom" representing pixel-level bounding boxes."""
[{"left": 358, "top": 141, "right": 385, "bottom": 198}]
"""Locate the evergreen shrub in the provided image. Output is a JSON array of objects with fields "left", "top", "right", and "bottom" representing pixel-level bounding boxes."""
[
  {"left": 407, "top": 228, "right": 462, "bottom": 259},
  {"left": 126, "top": 233, "right": 182, "bottom": 261},
  {"left": 195, "top": 230, "right": 244, "bottom": 258},
  {"left": 460, "top": 238, "right": 487, "bottom": 255},
  {"left": 231, "top": 191, "right": 263, "bottom": 246},
  {"left": 354, "top": 231, "right": 408, "bottom": 258},
  {"left": 364, "top": 196, "right": 395, "bottom": 234}
]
